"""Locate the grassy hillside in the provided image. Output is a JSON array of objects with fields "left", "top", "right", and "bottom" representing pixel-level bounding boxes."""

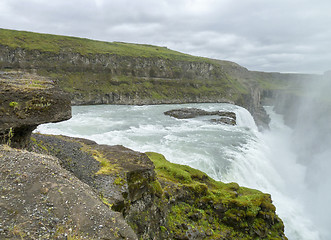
[
  {"left": 0, "top": 28, "right": 212, "bottom": 62},
  {"left": 2, "top": 28, "right": 316, "bottom": 128}
]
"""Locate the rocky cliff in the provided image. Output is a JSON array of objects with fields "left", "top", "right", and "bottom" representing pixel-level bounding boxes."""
[
  {"left": 0, "top": 28, "right": 320, "bottom": 127},
  {"left": 0, "top": 28, "right": 276, "bottom": 129}
]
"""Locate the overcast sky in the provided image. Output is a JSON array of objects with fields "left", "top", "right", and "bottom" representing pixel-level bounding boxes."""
[{"left": 0, "top": 0, "right": 330, "bottom": 74}]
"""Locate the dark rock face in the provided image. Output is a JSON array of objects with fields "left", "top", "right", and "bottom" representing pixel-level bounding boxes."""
[
  {"left": 0, "top": 71, "right": 71, "bottom": 148},
  {"left": 164, "top": 108, "right": 236, "bottom": 125}
]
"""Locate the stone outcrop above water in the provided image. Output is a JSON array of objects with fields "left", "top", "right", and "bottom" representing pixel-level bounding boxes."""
[
  {"left": 164, "top": 107, "right": 237, "bottom": 125},
  {"left": 0, "top": 71, "right": 71, "bottom": 148}
]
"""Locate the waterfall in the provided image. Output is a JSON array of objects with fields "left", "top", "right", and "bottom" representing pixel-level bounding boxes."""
[
  {"left": 234, "top": 107, "right": 259, "bottom": 131},
  {"left": 35, "top": 102, "right": 327, "bottom": 239},
  {"left": 222, "top": 106, "right": 321, "bottom": 239}
]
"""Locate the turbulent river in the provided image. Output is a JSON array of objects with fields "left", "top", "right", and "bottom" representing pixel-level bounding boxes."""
[{"left": 37, "top": 103, "right": 327, "bottom": 240}]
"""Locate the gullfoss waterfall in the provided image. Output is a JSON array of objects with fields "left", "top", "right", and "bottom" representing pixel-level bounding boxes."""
[{"left": 37, "top": 103, "right": 323, "bottom": 239}]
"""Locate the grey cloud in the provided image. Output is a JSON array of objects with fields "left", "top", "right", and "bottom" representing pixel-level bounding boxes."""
[{"left": 0, "top": 0, "right": 330, "bottom": 73}]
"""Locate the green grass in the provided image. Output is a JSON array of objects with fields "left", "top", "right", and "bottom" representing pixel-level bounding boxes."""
[
  {"left": 40, "top": 71, "right": 244, "bottom": 104},
  {"left": 0, "top": 28, "right": 210, "bottom": 62}
]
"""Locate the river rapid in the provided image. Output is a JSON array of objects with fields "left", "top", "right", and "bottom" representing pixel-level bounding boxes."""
[{"left": 37, "top": 103, "right": 326, "bottom": 240}]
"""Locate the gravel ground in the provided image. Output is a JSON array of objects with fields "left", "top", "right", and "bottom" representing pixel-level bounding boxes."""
[{"left": 0, "top": 144, "right": 137, "bottom": 240}]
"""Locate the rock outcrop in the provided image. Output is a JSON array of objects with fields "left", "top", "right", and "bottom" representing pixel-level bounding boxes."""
[
  {"left": 0, "top": 71, "right": 71, "bottom": 148},
  {"left": 164, "top": 108, "right": 237, "bottom": 125},
  {"left": 29, "top": 134, "right": 287, "bottom": 240}
]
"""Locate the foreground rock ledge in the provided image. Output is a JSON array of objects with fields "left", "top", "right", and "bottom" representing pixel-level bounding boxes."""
[
  {"left": 0, "top": 71, "right": 71, "bottom": 148},
  {"left": 22, "top": 134, "right": 288, "bottom": 240}
]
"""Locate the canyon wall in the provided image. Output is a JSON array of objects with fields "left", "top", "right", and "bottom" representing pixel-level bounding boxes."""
[{"left": 0, "top": 28, "right": 320, "bottom": 129}]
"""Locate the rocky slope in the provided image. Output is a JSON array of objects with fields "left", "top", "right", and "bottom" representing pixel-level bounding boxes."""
[
  {"left": 0, "top": 144, "right": 137, "bottom": 239},
  {"left": 0, "top": 134, "right": 288, "bottom": 239}
]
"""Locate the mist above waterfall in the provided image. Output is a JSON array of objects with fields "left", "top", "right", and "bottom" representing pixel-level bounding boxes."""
[{"left": 290, "top": 71, "right": 331, "bottom": 239}]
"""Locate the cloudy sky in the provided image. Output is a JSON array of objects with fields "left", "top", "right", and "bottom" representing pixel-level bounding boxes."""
[{"left": 0, "top": 0, "right": 330, "bottom": 73}]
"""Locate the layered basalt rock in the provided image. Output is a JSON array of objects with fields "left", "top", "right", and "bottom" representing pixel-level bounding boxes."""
[
  {"left": 0, "top": 71, "right": 71, "bottom": 148},
  {"left": 0, "top": 29, "right": 270, "bottom": 128}
]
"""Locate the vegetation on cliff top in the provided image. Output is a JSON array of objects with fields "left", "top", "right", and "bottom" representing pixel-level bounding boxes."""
[{"left": 0, "top": 28, "right": 217, "bottom": 63}]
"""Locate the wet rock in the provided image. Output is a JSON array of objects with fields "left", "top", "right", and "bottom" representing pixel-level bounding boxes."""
[
  {"left": 164, "top": 108, "right": 236, "bottom": 125},
  {"left": 210, "top": 117, "right": 236, "bottom": 125}
]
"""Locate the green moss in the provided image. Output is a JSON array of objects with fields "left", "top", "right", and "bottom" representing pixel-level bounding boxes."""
[
  {"left": 160, "top": 226, "right": 167, "bottom": 232},
  {"left": 9, "top": 101, "right": 19, "bottom": 107},
  {"left": 146, "top": 152, "right": 286, "bottom": 239},
  {"left": 30, "top": 136, "right": 49, "bottom": 152},
  {"left": 149, "top": 180, "right": 163, "bottom": 196},
  {"left": 79, "top": 144, "right": 120, "bottom": 175},
  {"left": 24, "top": 96, "right": 52, "bottom": 112},
  {"left": 114, "top": 176, "right": 126, "bottom": 186},
  {"left": 146, "top": 152, "right": 212, "bottom": 185},
  {"left": 99, "top": 193, "right": 113, "bottom": 208}
]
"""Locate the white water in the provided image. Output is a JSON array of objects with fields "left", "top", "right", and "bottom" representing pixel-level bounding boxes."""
[{"left": 36, "top": 103, "right": 324, "bottom": 239}]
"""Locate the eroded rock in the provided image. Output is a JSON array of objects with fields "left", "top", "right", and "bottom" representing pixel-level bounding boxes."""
[{"left": 0, "top": 71, "right": 71, "bottom": 148}]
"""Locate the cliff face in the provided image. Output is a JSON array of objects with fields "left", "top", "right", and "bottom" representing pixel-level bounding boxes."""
[
  {"left": 0, "top": 28, "right": 272, "bottom": 128},
  {"left": 0, "top": 28, "right": 320, "bottom": 129},
  {"left": 0, "top": 44, "right": 272, "bottom": 128}
]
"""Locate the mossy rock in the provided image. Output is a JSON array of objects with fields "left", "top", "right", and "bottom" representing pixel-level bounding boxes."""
[
  {"left": 146, "top": 152, "right": 287, "bottom": 240},
  {"left": 29, "top": 135, "right": 286, "bottom": 240}
]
